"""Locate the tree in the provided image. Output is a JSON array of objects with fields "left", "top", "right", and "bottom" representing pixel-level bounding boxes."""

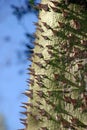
[
  {"left": 0, "top": 114, "right": 6, "bottom": 130},
  {"left": 20, "top": 0, "right": 87, "bottom": 130}
]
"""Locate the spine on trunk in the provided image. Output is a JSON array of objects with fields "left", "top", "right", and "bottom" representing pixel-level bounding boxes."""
[{"left": 20, "top": 0, "right": 87, "bottom": 130}]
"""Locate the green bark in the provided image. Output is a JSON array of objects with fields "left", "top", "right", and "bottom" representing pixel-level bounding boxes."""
[{"left": 21, "top": 0, "right": 87, "bottom": 130}]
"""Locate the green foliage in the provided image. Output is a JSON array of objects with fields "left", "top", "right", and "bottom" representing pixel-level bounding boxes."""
[{"left": 29, "top": 0, "right": 34, "bottom": 5}]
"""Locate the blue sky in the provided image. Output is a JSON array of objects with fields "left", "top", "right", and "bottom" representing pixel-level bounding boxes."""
[{"left": 0, "top": 0, "right": 39, "bottom": 130}]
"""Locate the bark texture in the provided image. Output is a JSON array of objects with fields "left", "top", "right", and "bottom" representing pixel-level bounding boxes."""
[{"left": 21, "top": 0, "right": 87, "bottom": 130}]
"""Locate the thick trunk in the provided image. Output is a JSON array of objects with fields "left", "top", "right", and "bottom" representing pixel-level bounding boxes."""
[{"left": 23, "top": 0, "right": 87, "bottom": 130}]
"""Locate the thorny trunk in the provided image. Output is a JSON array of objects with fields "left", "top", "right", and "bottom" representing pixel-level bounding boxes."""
[{"left": 21, "top": 0, "right": 87, "bottom": 130}]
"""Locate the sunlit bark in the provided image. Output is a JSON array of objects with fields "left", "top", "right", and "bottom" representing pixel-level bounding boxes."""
[{"left": 24, "top": 0, "right": 87, "bottom": 130}]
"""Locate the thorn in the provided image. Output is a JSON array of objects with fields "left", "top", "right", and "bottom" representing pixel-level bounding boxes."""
[
  {"left": 45, "top": 113, "right": 51, "bottom": 120},
  {"left": 28, "top": 68, "right": 35, "bottom": 73},
  {"left": 33, "top": 22, "right": 41, "bottom": 28},
  {"left": 40, "top": 126, "right": 48, "bottom": 130},
  {"left": 36, "top": 90, "right": 45, "bottom": 98},
  {"left": 38, "top": 16, "right": 41, "bottom": 20},
  {"left": 34, "top": 53, "right": 43, "bottom": 58},
  {"left": 81, "top": 40, "right": 87, "bottom": 47},
  {"left": 45, "top": 99, "right": 55, "bottom": 108},
  {"left": 36, "top": 82, "right": 47, "bottom": 88},
  {"left": 35, "top": 4, "right": 49, "bottom": 11},
  {"left": 34, "top": 105, "right": 41, "bottom": 110},
  {"left": 55, "top": 114, "right": 62, "bottom": 121},
  {"left": 51, "top": 29, "right": 58, "bottom": 35},
  {"left": 51, "top": 1, "right": 60, "bottom": 6},
  {"left": 28, "top": 58, "right": 33, "bottom": 62},
  {"left": 33, "top": 33, "right": 39, "bottom": 39},
  {"left": 22, "top": 102, "right": 33, "bottom": 108},
  {"left": 20, "top": 118, "right": 27, "bottom": 122},
  {"left": 42, "top": 22, "right": 51, "bottom": 29},
  {"left": 37, "top": 27, "right": 44, "bottom": 32},
  {"left": 58, "top": 21, "right": 64, "bottom": 28},
  {"left": 27, "top": 79, "right": 34, "bottom": 86},
  {"left": 39, "top": 108, "right": 47, "bottom": 116},
  {"left": 73, "top": 47, "right": 80, "bottom": 56},
  {"left": 70, "top": 117, "right": 87, "bottom": 128},
  {"left": 20, "top": 105, "right": 27, "bottom": 109},
  {"left": 41, "top": 35, "right": 50, "bottom": 40},
  {"left": 44, "top": 60, "right": 50, "bottom": 64},
  {"left": 20, "top": 111, "right": 29, "bottom": 116},
  {"left": 20, "top": 122, "right": 28, "bottom": 127},
  {"left": 34, "top": 62, "right": 44, "bottom": 68},
  {"left": 35, "top": 75, "right": 42, "bottom": 82},
  {"left": 33, "top": 42, "right": 44, "bottom": 48},
  {"left": 33, "top": 115, "right": 42, "bottom": 121},
  {"left": 63, "top": 95, "right": 72, "bottom": 103},
  {"left": 77, "top": 63, "right": 83, "bottom": 70},
  {"left": 83, "top": 93, "right": 87, "bottom": 100},
  {"left": 50, "top": 5, "right": 60, "bottom": 12},
  {"left": 81, "top": 103, "right": 87, "bottom": 113},
  {"left": 47, "top": 91, "right": 52, "bottom": 96},
  {"left": 18, "top": 128, "right": 26, "bottom": 130},
  {"left": 22, "top": 91, "right": 33, "bottom": 99},
  {"left": 27, "top": 89, "right": 33, "bottom": 93},
  {"left": 29, "top": 79, "right": 34, "bottom": 85},
  {"left": 54, "top": 74, "right": 59, "bottom": 80},
  {"left": 45, "top": 99, "right": 51, "bottom": 105},
  {"left": 62, "top": 9, "right": 68, "bottom": 18},
  {"left": 27, "top": 72, "right": 35, "bottom": 76},
  {"left": 46, "top": 45, "right": 53, "bottom": 49},
  {"left": 38, "top": 4, "right": 49, "bottom": 11},
  {"left": 61, "top": 118, "right": 71, "bottom": 128},
  {"left": 20, "top": 111, "right": 33, "bottom": 116},
  {"left": 71, "top": 19, "right": 81, "bottom": 30},
  {"left": 47, "top": 50, "right": 53, "bottom": 56},
  {"left": 36, "top": 101, "right": 42, "bottom": 105}
]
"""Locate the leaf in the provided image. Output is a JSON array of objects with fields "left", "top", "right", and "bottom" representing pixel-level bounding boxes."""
[{"left": 29, "top": 0, "right": 34, "bottom": 5}]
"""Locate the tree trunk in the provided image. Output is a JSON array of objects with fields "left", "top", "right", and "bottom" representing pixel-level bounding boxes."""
[{"left": 22, "top": 0, "right": 87, "bottom": 130}]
